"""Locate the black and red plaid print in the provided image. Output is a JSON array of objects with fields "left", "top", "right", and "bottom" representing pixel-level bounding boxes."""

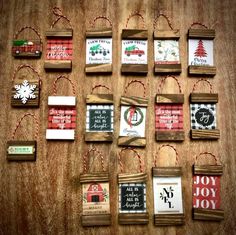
[
  {"left": 155, "top": 104, "right": 183, "bottom": 130},
  {"left": 46, "top": 39, "right": 72, "bottom": 60}
]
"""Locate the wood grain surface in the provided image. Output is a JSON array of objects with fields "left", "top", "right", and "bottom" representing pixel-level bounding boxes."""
[{"left": 0, "top": 0, "right": 235, "bottom": 234}]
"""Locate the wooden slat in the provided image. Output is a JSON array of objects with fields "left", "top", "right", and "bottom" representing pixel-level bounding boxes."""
[
  {"left": 152, "top": 167, "right": 182, "bottom": 177},
  {"left": 120, "top": 96, "right": 148, "bottom": 107},
  {"left": 85, "top": 64, "right": 112, "bottom": 73},
  {"left": 85, "top": 132, "right": 113, "bottom": 142},
  {"left": 7, "top": 141, "right": 36, "bottom": 161},
  {"left": 44, "top": 60, "right": 72, "bottom": 70},
  {"left": 118, "top": 136, "right": 146, "bottom": 147},
  {"left": 190, "top": 93, "right": 218, "bottom": 103},
  {"left": 118, "top": 173, "right": 147, "bottom": 183},
  {"left": 154, "top": 213, "right": 185, "bottom": 226},
  {"left": 86, "top": 28, "right": 112, "bottom": 37},
  {"left": 121, "top": 64, "right": 148, "bottom": 74},
  {"left": 155, "top": 131, "right": 185, "bottom": 141},
  {"left": 188, "top": 65, "right": 216, "bottom": 76},
  {"left": 193, "top": 165, "right": 223, "bottom": 175},
  {"left": 86, "top": 94, "right": 113, "bottom": 104},
  {"left": 80, "top": 172, "right": 109, "bottom": 183},
  {"left": 191, "top": 129, "right": 220, "bottom": 139},
  {"left": 45, "top": 29, "right": 73, "bottom": 37},
  {"left": 156, "top": 94, "right": 184, "bottom": 104},
  {"left": 154, "top": 64, "right": 182, "bottom": 74},
  {"left": 188, "top": 29, "right": 215, "bottom": 39},
  {"left": 122, "top": 29, "right": 148, "bottom": 39},
  {"left": 118, "top": 213, "right": 149, "bottom": 225},
  {"left": 81, "top": 214, "right": 111, "bottom": 226},
  {"left": 153, "top": 30, "right": 180, "bottom": 39},
  {"left": 193, "top": 208, "right": 224, "bottom": 221},
  {"left": 13, "top": 51, "right": 42, "bottom": 58}
]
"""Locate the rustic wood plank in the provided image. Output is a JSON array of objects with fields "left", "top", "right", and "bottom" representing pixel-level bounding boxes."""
[
  {"left": 155, "top": 131, "right": 185, "bottom": 141},
  {"left": 121, "top": 64, "right": 148, "bottom": 74},
  {"left": 80, "top": 172, "right": 109, "bottom": 183},
  {"left": 193, "top": 165, "right": 223, "bottom": 175},
  {"left": 154, "top": 213, "right": 185, "bottom": 226},
  {"left": 156, "top": 94, "right": 184, "bottom": 104},
  {"left": 86, "top": 28, "right": 112, "bottom": 38},
  {"left": 81, "top": 214, "right": 111, "bottom": 226},
  {"left": 118, "top": 136, "right": 146, "bottom": 147},
  {"left": 190, "top": 93, "right": 218, "bottom": 103},
  {"left": 86, "top": 94, "right": 113, "bottom": 104},
  {"left": 188, "top": 29, "right": 215, "bottom": 39},
  {"left": 85, "top": 132, "right": 113, "bottom": 142},
  {"left": 118, "top": 213, "right": 149, "bottom": 225},
  {"left": 122, "top": 29, "right": 148, "bottom": 39},
  {"left": 154, "top": 64, "right": 182, "bottom": 74},
  {"left": 152, "top": 167, "right": 182, "bottom": 177},
  {"left": 120, "top": 96, "right": 148, "bottom": 107},
  {"left": 45, "top": 29, "right": 73, "bottom": 37},
  {"left": 85, "top": 64, "right": 112, "bottom": 73},
  {"left": 193, "top": 208, "right": 224, "bottom": 221},
  {"left": 44, "top": 60, "right": 72, "bottom": 70},
  {"left": 153, "top": 30, "right": 180, "bottom": 39},
  {"left": 188, "top": 65, "right": 216, "bottom": 76},
  {"left": 118, "top": 173, "right": 147, "bottom": 183},
  {"left": 191, "top": 129, "right": 220, "bottom": 139}
]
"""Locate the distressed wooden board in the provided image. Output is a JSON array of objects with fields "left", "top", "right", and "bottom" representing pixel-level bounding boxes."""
[
  {"left": 85, "top": 64, "right": 112, "bottom": 73},
  {"left": 193, "top": 208, "right": 224, "bottom": 221},
  {"left": 154, "top": 213, "right": 185, "bottom": 226},
  {"left": 155, "top": 131, "right": 185, "bottom": 141},
  {"left": 81, "top": 214, "right": 111, "bottom": 226},
  {"left": 86, "top": 28, "right": 112, "bottom": 37},
  {"left": 122, "top": 29, "right": 148, "bottom": 39},
  {"left": 118, "top": 136, "right": 146, "bottom": 147},
  {"left": 120, "top": 96, "right": 148, "bottom": 107},
  {"left": 156, "top": 94, "right": 184, "bottom": 104},
  {"left": 193, "top": 165, "right": 223, "bottom": 175},
  {"left": 191, "top": 129, "right": 220, "bottom": 139},
  {"left": 153, "top": 30, "right": 180, "bottom": 39},
  {"left": 80, "top": 172, "right": 109, "bottom": 183},
  {"left": 188, "top": 65, "right": 216, "bottom": 76},
  {"left": 152, "top": 167, "right": 182, "bottom": 177},
  {"left": 154, "top": 64, "right": 182, "bottom": 74},
  {"left": 118, "top": 173, "right": 147, "bottom": 183},
  {"left": 118, "top": 213, "right": 149, "bottom": 225},
  {"left": 85, "top": 132, "right": 113, "bottom": 142},
  {"left": 190, "top": 93, "right": 218, "bottom": 103},
  {"left": 45, "top": 29, "right": 73, "bottom": 37},
  {"left": 188, "top": 29, "right": 215, "bottom": 39},
  {"left": 121, "top": 64, "right": 148, "bottom": 74},
  {"left": 86, "top": 94, "right": 113, "bottom": 104},
  {"left": 44, "top": 60, "right": 72, "bottom": 70}
]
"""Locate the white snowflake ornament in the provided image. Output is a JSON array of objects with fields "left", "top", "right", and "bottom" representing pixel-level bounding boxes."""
[{"left": 14, "top": 80, "right": 36, "bottom": 104}]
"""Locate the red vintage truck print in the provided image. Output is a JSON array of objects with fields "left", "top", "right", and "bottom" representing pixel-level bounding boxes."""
[{"left": 125, "top": 45, "right": 145, "bottom": 57}]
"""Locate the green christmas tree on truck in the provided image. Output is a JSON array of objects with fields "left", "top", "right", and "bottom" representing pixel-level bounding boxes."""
[
  {"left": 89, "top": 44, "right": 109, "bottom": 56},
  {"left": 194, "top": 40, "right": 207, "bottom": 58}
]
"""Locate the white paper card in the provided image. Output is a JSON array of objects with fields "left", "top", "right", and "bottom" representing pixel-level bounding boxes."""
[
  {"left": 46, "top": 129, "right": 75, "bottom": 140},
  {"left": 48, "top": 96, "right": 76, "bottom": 106}
]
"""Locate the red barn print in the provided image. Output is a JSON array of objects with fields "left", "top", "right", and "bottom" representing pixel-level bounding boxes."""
[{"left": 86, "top": 183, "right": 105, "bottom": 203}]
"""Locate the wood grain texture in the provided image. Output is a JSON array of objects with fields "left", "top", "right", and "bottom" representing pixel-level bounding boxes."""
[
  {"left": 122, "top": 29, "right": 148, "bottom": 39},
  {"left": 153, "top": 30, "right": 180, "bottom": 39},
  {"left": 193, "top": 165, "right": 223, "bottom": 175},
  {"left": 85, "top": 132, "right": 113, "bottom": 142},
  {"left": 81, "top": 214, "right": 111, "bottom": 226},
  {"left": 155, "top": 130, "right": 185, "bottom": 141},
  {"left": 86, "top": 28, "right": 112, "bottom": 38},
  {"left": 120, "top": 96, "right": 148, "bottom": 107},
  {"left": 86, "top": 94, "right": 113, "bottom": 104},
  {"left": 190, "top": 93, "right": 218, "bottom": 103},
  {"left": 188, "top": 65, "right": 216, "bottom": 76},
  {"left": 118, "top": 136, "right": 146, "bottom": 147},
  {"left": 118, "top": 172, "right": 147, "bottom": 183},
  {"left": 85, "top": 64, "right": 112, "bottom": 73},
  {"left": 44, "top": 60, "right": 72, "bottom": 70},
  {"left": 193, "top": 208, "right": 224, "bottom": 221},
  {"left": 156, "top": 94, "right": 184, "bottom": 104},
  {"left": 80, "top": 173, "right": 109, "bottom": 183},
  {"left": 154, "top": 213, "right": 185, "bottom": 226},
  {"left": 154, "top": 64, "right": 182, "bottom": 74},
  {"left": 152, "top": 167, "right": 182, "bottom": 177},
  {"left": 45, "top": 29, "right": 73, "bottom": 37},
  {"left": 188, "top": 29, "right": 215, "bottom": 39},
  {"left": 121, "top": 64, "right": 148, "bottom": 74},
  {"left": 191, "top": 129, "right": 220, "bottom": 139},
  {"left": 118, "top": 213, "right": 149, "bottom": 225},
  {"left": 0, "top": 0, "right": 236, "bottom": 235}
]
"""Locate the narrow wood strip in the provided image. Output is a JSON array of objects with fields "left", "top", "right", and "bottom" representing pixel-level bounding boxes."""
[
  {"left": 44, "top": 60, "right": 72, "bottom": 70},
  {"left": 86, "top": 94, "right": 113, "bottom": 104},
  {"left": 118, "top": 136, "right": 146, "bottom": 147},
  {"left": 121, "top": 64, "right": 148, "bottom": 74},
  {"left": 188, "top": 29, "right": 215, "bottom": 39},
  {"left": 193, "top": 165, "right": 223, "bottom": 175},
  {"left": 118, "top": 213, "right": 149, "bottom": 225},
  {"left": 152, "top": 167, "right": 182, "bottom": 177},
  {"left": 120, "top": 96, "right": 148, "bottom": 107},
  {"left": 153, "top": 30, "right": 180, "bottom": 39},
  {"left": 155, "top": 131, "right": 185, "bottom": 141},
  {"left": 122, "top": 29, "right": 148, "bottom": 39},
  {"left": 190, "top": 93, "right": 218, "bottom": 103},
  {"left": 154, "top": 64, "right": 182, "bottom": 74},
  {"left": 118, "top": 173, "right": 147, "bottom": 183},
  {"left": 13, "top": 52, "right": 42, "bottom": 58},
  {"left": 154, "top": 213, "right": 185, "bottom": 226},
  {"left": 45, "top": 29, "right": 73, "bottom": 37},
  {"left": 191, "top": 129, "right": 220, "bottom": 140},
  {"left": 85, "top": 64, "right": 112, "bottom": 73},
  {"left": 156, "top": 94, "right": 184, "bottom": 104},
  {"left": 86, "top": 28, "right": 112, "bottom": 37},
  {"left": 193, "top": 208, "right": 224, "bottom": 221},
  {"left": 85, "top": 132, "right": 113, "bottom": 142},
  {"left": 80, "top": 172, "right": 109, "bottom": 183},
  {"left": 188, "top": 65, "right": 216, "bottom": 76},
  {"left": 81, "top": 214, "right": 111, "bottom": 226}
]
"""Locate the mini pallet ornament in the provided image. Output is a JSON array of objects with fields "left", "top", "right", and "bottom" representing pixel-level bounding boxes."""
[
  {"left": 118, "top": 80, "right": 148, "bottom": 147},
  {"left": 121, "top": 12, "right": 148, "bottom": 74},
  {"left": 12, "top": 26, "right": 42, "bottom": 58},
  {"left": 11, "top": 64, "right": 41, "bottom": 108},
  {"left": 153, "top": 14, "right": 181, "bottom": 74},
  {"left": 7, "top": 113, "right": 39, "bottom": 161},
  {"left": 85, "top": 16, "right": 113, "bottom": 73},
  {"left": 155, "top": 75, "right": 184, "bottom": 141},
  {"left": 85, "top": 85, "right": 114, "bottom": 142},
  {"left": 118, "top": 148, "right": 149, "bottom": 225},
  {"left": 80, "top": 147, "right": 111, "bottom": 226},
  {"left": 188, "top": 22, "right": 216, "bottom": 76},
  {"left": 192, "top": 152, "right": 224, "bottom": 221},
  {"left": 46, "top": 75, "right": 76, "bottom": 140},
  {"left": 44, "top": 7, "right": 73, "bottom": 70},
  {"left": 190, "top": 79, "right": 220, "bottom": 139},
  {"left": 152, "top": 145, "right": 185, "bottom": 226}
]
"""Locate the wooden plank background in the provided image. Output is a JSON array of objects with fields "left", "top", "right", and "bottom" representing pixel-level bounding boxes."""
[{"left": 0, "top": 0, "right": 235, "bottom": 234}]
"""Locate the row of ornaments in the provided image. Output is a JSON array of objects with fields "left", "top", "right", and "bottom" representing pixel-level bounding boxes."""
[{"left": 12, "top": 25, "right": 216, "bottom": 76}]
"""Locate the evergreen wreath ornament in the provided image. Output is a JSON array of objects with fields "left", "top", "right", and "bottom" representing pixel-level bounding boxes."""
[{"left": 124, "top": 106, "right": 144, "bottom": 127}]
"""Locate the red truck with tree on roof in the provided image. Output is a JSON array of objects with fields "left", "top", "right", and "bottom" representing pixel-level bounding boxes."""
[{"left": 125, "top": 45, "right": 145, "bottom": 57}]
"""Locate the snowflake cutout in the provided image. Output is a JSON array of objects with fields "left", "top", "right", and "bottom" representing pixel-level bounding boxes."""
[{"left": 14, "top": 80, "right": 36, "bottom": 104}]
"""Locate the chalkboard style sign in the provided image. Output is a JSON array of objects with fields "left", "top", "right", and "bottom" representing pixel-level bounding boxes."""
[
  {"left": 44, "top": 7, "right": 73, "bottom": 70},
  {"left": 118, "top": 148, "right": 149, "bottom": 225},
  {"left": 11, "top": 64, "right": 41, "bottom": 108},
  {"left": 85, "top": 16, "right": 112, "bottom": 73},
  {"left": 153, "top": 14, "right": 181, "bottom": 74},
  {"left": 152, "top": 145, "right": 185, "bottom": 226},
  {"left": 12, "top": 26, "right": 42, "bottom": 58},
  {"left": 188, "top": 23, "right": 216, "bottom": 76},
  {"left": 46, "top": 75, "right": 76, "bottom": 140},
  {"left": 7, "top": 113, "right": 39, "bottom": 161},
  {"left": 155, "top": 76, "right": 184, "bottom": 141},
  {"left": 80, "top": 147, "right": 111, "bottom": 226},
  {"left": 192, "top": 152, "right": 224, "bottom": 221},
  {"left": 190, "top": 79, "right": 220, "bottom": 139}
]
